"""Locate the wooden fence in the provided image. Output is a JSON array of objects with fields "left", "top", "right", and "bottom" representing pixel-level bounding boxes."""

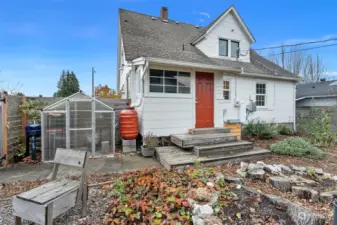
[{"left": 1, "top": 94, "right": 129, "bottom": 166}]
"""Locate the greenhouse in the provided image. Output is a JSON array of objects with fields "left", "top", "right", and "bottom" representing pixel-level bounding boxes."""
[{"left": 41, "top": 92, "right": 115, "bottom": 161}]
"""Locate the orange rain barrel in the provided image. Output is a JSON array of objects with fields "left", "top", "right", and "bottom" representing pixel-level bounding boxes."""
[{"left": 119, "top": 108, "right": 138, "bottom": 140}]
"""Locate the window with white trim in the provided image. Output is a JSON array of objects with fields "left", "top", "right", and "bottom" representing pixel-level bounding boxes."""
[
  {"left": 219, "top": 39, "right": 228, "bottom": 56},
  {"left": 149, "top": 69, "right": 191, "bottom": 94},
  {"left": 256, "top": 83, "right": 266, "bottom": 106},
  {"left": 231, "top": 41, "right": 240, "bottom": 58},
  {"left": 223, "top": 80, "right": 230, "bottom": 100}
]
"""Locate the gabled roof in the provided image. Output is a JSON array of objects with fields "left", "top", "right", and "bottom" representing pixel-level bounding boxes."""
[
  {"left": 192, "top": 5, "right": 256, "bottom": 45},
  {"left": 296, "top": 80, "right": 337, "bottom": 99},
  {"left": 119, "top": 7, "right": 297, "bottom": 78}
]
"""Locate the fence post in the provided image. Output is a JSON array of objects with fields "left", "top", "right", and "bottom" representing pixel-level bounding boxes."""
[
  {"left": 21, "top": 97, "right": 27, "bottom": 147},
  {"left": 3, "top": 95, "right": 8, "bottom": 167}
]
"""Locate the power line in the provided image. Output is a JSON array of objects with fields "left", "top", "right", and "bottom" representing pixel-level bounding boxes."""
[
  {"left": 268, "top": 43, "right": 337, "bottom": 56},
  {"left": 252, "top": 38, "right": 337, "bottom": 51}
]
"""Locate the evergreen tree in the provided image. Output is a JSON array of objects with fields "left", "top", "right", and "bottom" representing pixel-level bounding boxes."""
[{"left": 55, "top": 70, "right": 80, "bottom": 97}]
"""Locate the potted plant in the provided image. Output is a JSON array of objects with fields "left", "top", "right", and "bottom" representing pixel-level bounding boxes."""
[{"left": 141, "top": 132, "right": 160, "bottom": 157}]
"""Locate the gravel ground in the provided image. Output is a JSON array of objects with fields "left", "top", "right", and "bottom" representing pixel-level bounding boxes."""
[{"left": 0, "top": 187, "right": 110, "bottom": 225}]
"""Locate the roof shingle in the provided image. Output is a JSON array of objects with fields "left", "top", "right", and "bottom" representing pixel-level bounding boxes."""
[{"left": 119, "top": 8, "right": 297, "bottom": 78}]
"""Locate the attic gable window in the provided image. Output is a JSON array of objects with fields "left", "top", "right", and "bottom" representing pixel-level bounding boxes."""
[
  {"left": 231, "top": 41, "right": 240, "bottom": 58},
  {"left": 149, "top": 69, "right": 191, "bottom": 94},
  {"left": 219, "top": 39, "right": 228, "bottom": 56}
]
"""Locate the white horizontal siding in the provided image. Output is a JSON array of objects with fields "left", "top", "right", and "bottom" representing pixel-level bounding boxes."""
[
  {"left": 142, "top": 97, "right": 194, "bottom": 136},
  {"left": 214, "top": 73, "right": 295, "bottom": 126},
  {"left": 196, "top": 12, "right": 251, "bottom": 62}
]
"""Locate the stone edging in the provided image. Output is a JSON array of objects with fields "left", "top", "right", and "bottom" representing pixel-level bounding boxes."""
[{"left": 242, "top": 185, "right": 326, "bottom": 225}]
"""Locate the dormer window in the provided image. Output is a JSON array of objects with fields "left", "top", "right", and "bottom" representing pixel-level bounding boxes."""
[
  {"left": 219, "top": 39, "right": 228, "bottom": 56},
  {"left": 231, "top": 41, "right": 239, "bottom": 58},
  {"left": 219, "top": 39, "right": 240, "bottom": 58}
]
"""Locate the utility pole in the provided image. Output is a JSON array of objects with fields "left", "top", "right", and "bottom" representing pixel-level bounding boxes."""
[{"left": 92, "top": 67, "right": 96, "bottom": 97}]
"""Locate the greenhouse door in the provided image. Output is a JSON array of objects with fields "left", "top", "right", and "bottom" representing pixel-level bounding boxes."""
[{"left": 66, "top": 99, "right": 96, "bottom": 154}]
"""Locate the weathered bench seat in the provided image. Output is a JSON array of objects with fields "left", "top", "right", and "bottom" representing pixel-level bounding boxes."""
[{"left": 13, "top": 148, "right": 88, "bottom": 225}]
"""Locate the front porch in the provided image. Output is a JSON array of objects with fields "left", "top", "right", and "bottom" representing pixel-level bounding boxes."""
[{"left": 155, "top": 127, "right": 271, "bottom": 170}]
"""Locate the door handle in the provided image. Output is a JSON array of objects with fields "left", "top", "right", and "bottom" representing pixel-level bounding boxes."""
[{"left": 196, "top": 98, "right": 199, "bottom": 103}]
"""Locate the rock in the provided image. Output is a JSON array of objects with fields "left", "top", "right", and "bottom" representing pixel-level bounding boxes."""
[
  {"left": 214, "top": 206, "right": 221, "bottom": 214},
  {"left": 269, "top": 176, "right": 292, "bottom": 192},
  {"left": 291, "top": 186, "right": 318, "bottom": 201},
  {"left": 248, "top": 163, "right": 264, "bottom": 171},
  {"left": 204, "top": 215, "right": 223, "bottom": 225},
  {"left": 289, "top": 175, "right": 317, "bottom": 186},
  {"left": 240, "top": 162, "right": 248, "bottom": 172},
  {"left": 248, "top": 169, "right": 266, "bottom": 180},
  {"left": 187, "top": 198, "right": 196, "bottom": 207},
  {"left": 264, "top": 165, "right": 281, "bottom": 174},
  {"left": 264, "top": 194, "right": 291, "bottom": 211},
  {"left": 319, "top": 191, "right": 337, "bottom": 203},
  {"left": 195, "top": 188, "right": 212, "bottom": 202},
  {"left": 256, "top": 161, "right": 267, "bottom": 167},
  {"left": 192, "top": 215, "right": 204, "bottom": 225},
  {"left": 287, "top": 202, "right": 326, "bottom": 225},
  {"left": 320, "top": 173, "right": 332, "bottom": 180},
  {"left": 193, "top": 204, "right": 214, "bottom": 219},
  {"left": 279, "top": 164, "right": 294, "bottom": 175},
  {"left": 206, "top": 182, "right": 215, "bottom": 189},
  {"left": 215, "top": 173, "right": 225, "bottom": 184},
  {"left": 224, "top": 177, "right": 244, "bottom": 184},
  {"left": 209, "top": 192, "right": 219, "bottom": 207},
  {"left": 236, "top": 169, "right": 247, "bottom": 178},
  {"left": 290, "top": 165, "right": 306, "bottom": 172},
  {"left": 249, "top": 207, "right": 256, "bottom": 213},
  {"left": 307, "top": 167, "right": 324, "bottom": 175}
]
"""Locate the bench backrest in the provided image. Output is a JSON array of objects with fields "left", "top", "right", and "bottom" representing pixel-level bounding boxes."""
[
  {"left": 51, "top": 148, "right": 88, "bottom": 181},
  {"left": 54, "top": 148, "right": 87, "bottom": 168}
]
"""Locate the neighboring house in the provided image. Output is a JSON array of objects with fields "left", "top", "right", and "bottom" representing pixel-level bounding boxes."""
[
  {"left": 117, "top": 5, "right": 299, "bottom": 137},
  {"left": 296, "top": 79, "right": 337, "bottom": 108}
]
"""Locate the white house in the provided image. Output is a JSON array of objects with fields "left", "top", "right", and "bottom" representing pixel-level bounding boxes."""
[{"left": 117, "top": 5, "right": 299, "bottom": 137}]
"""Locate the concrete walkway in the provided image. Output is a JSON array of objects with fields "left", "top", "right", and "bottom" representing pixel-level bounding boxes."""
[{"left": 0, "top": 155, "right": 161, "bottom": 183}]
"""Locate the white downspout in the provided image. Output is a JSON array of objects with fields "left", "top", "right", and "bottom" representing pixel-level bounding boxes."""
[{"left": 130, "top": 61, "right": 149, "bottom": 108}]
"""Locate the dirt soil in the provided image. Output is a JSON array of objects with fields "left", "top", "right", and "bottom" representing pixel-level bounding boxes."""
[{"left": 226, "top": 188, "right": 294, "bottom": 225}]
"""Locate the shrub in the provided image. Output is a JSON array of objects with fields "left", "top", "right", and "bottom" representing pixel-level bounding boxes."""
[
  {"left": 243, "top": 119, "right": 278, "bottom": 139},
  {"left": 297, "top": 107, "right": 337, "bottom": 146},
  {"left": 277, "top": 124, "right": 292, "bottom": 135},
  {"left": 270, "top": 137, "right": 327, "bottom": 159},
  {"left": 311, "top": 110, "right": 337, "bottom": 147}
]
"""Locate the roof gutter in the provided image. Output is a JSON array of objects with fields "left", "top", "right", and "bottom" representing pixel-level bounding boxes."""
[
  {"left": 240, "top": 72, "right": 300, "bottom": 81},
  {"left": 144, "top": 57, "right": 242, "bottom": 73}
]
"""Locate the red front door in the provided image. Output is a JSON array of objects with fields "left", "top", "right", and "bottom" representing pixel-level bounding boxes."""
[{"left": 196, "top": 72, "right": 214, "bottom": 128}]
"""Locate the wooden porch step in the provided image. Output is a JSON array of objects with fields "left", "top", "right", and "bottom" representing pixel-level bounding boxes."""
[
  {"left": 155, "top": 146, "right": 271, "bottom": 170},
  {"left": 171, "top": 133, "right": 237, "bottom": 149},
  {"left": 193, "top": 140, "right": 253, "bottom": 157},
  {"left": 188, "top": 127, "right": 230, "bottom": 135}
]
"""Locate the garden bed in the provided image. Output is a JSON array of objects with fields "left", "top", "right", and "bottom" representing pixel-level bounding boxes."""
[{"left": 1, "top": 166, "right": 330, "bottom": 224}]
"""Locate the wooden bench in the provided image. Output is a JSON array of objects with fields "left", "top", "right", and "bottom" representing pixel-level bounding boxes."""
[{"left": 12, "top": 148, "right": 88, "bottom": 225}]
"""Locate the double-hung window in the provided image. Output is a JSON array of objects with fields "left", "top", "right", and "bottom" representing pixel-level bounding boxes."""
[
  {"left": 149, "top": 69, "right": 191, "bottom": 94},
  {"left": 231, "top": 41, "right": 240, "bottom": 58},
  {"left": 223, "top": 80, "right": 230, "bottom": 100},
  {"left": 256, "top": 83, "right": 266, "bottom": 107},
  {"left": 219, "top": 39, "right": 228, "bottom": 56},
  {"left": 219, "top": 39, "right": 240, "bottom": 58}
]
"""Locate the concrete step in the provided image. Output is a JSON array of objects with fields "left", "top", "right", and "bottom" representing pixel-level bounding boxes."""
[
  {"left": 188, "top": 127, "right": 230, "bottom": 135},
  {"left": 193, "top": 140, "right": 253, "bottom": 157},
  {"left": 155, "top": 146, "right": 271, "bottom": 170},
  {"left": 171, "top": 133, "right": 237, "bottom": 149}
]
